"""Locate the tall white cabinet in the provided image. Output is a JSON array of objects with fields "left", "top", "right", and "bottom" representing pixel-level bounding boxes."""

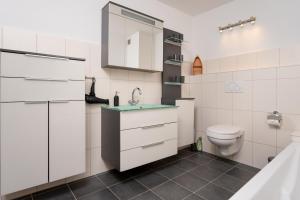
[{"left": 0, "top": 50, "right": 86, "bottom": 195}]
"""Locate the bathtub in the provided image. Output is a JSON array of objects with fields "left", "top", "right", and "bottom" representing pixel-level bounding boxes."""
[{"left": 230, "top": 139, "right": 300, "bottom": 200}]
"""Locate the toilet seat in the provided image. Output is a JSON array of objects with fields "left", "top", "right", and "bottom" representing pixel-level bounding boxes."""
[{"left": 207, "top": 125, "right": 242, "bottom": 140}]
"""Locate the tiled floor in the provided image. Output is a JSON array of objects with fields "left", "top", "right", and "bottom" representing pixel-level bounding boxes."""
[{"left": 15, "top": 149, "right": 260, "bottom": 200}]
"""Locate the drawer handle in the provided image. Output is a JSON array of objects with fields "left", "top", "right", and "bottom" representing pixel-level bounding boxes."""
[
  {"left": 50, "top": 100, "right": 70, "bottom": 103},
  {"left": 142, "top": 124, "right": 165, "bottom": 129},
  {"left": 24, "top": 101, "right": 48, "bottom": 104},
  {"left": 24, "top": 77, "right": 69, "bottom": 82},
  {"left": 25, "top": 53, "right": 69, "bottom": 61},
  {"left": 142, "top": 141, "right": 164, "bottom": 148}
]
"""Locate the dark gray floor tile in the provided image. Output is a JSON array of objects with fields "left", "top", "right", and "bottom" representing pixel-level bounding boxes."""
[
  {"left": 69, "top": 176, "right": 105, "bottom": 198},
  {"left": 14, "top": 195, "right": 32, "bottom": 200},
  {"left": 196, "top": 184, "right": 233, "bottom": 200},
  {"left": 173, "top": 159, "right": 198, "bottom": 171},
  {"left": 197, "top": 151, "right": 219, "bottom": 159},
  {"left": 177, "top": 149, "right": 196, "bottom": 158},
  {"left": 153, "top": 181, "right": 191, "bottom": 200},
  {"left": 79, "top": 189, "right": 118, "bottom": 200},
  {"left": 110, "top": 179, "right": 147, "bottom": 200},
  {"left": 226, "top": 167, "right": 257, "bottom": 182},
  {"left": 173, "top": 173, "right": 208, "bottom": 192},
  {"left": 132, "top": 191, "right": 161, "bottom": 200},
  {"left": 216, "top": 157, "right": 239, "bottom": 165},
  {"left": 33, "top": 185, "right": 75, "bottom": 200},
  {"left": 236, "top": 163, "right": 260, "bottom": 174},
  {"left": 97, "top": 170, "right": 132, "bottom": 186},
  {"left": 186, "top": 154, "right": 213, "bottom": 165},
  {"left": 207, "top": 159, "right": 235, "bottom": 172},
  {"left": 212, "top": 174, "right": 245, "bottom": 193},
  {"left": 135, "top": 172, "right": 168, "bottom": 188},
  {"left": 190, "top": 166, "right": 223, "bottom": 181},
  {"left": 184, "top": 194, "right": 205, "bottom": 200},
  {"left": 156, "top": 164, "right": 185, "bottom": 179}
]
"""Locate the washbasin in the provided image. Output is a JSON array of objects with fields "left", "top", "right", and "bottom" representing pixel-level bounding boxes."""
[{"left": 102, "top": 104, "right": 176, "bottom": 112}]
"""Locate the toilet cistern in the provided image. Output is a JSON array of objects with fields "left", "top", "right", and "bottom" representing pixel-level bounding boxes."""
[{"left": 129, "top": 87, "right": 142, "bottom": 105}]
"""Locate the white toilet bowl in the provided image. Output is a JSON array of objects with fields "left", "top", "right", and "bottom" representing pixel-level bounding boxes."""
[{"left": 206, "top": 124, "right": 244, "bottom": 157}]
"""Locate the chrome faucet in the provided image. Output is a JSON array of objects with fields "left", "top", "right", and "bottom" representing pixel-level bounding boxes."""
[{"left": 128, "top": 87, "right": 142, "bottom": 105}]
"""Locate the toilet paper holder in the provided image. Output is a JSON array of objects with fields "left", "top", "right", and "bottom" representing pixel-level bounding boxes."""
[{"left": 267, "top": 111, "right": 282, "bottom": 127}]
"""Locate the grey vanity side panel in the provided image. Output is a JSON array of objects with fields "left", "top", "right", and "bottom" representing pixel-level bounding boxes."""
[
  {"left": 101, "top": 3, "right": 109, "bottom": 67},
  {"left": 101, "top": 109, "right": 120, "bottom": 169}
]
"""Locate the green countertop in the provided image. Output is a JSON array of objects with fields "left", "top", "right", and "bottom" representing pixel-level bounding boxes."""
[{"left": 102, "top": 104, "right": 177, "bottom": 112}]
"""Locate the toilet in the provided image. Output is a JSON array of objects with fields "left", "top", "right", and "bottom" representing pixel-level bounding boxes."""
[{"left": 206, "top": 124, "right": 244, "bottom": 157}]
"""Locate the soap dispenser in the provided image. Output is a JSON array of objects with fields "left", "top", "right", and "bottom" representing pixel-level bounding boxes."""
[{"left": 114, "top": 91, "right": 119, "bottom": 106}]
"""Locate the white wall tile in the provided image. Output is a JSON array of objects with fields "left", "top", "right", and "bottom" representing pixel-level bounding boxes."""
[
  {"left": 128, "top": 71, "right": 145, "bottom": 81},
  {"left": 110, "top": 69, "right": 129, "bottom": 81},
  {"left": 0, "top": 27, "right": 2, "bottom": 48},
  {"left": 189, "top": 75, "right": 202, "bottom": 83},
  {"left": 276, "top": 114, "right": 300, "bottom": 148},
  {"left": 233, "top": 110, "right": 252, "bottom": 141},
  {"left": 91, "top": 148, "right": 112, "bottom": 175},
  {"left": 3, "top": 27, "right": 37, "bottom": 52},
  {"left": 237, "top": 52, "right": 257, "bottom": 70},
  {"left": 253, "top": 143, "right": 276, "bottom": 169},
  {"left": 277, "top": 130, "right": 291, "bottom": 149},
  {"left": 253, "top": 80, "right": 276, "bottom": 112},
  {"left": 181, "top": 84, "right": 190, "bottom": 98},
  {"left": 190, "top": 83, "right": 202, "bottom": 100},
  {"left": 233, "top": 81, "right": 252, "bottom": 110},
  {"left": 252, "top": 68, "right": 277, "bottom": 80},
  {"left": 205, "top": 59, "right": 220, "bottom": 74},
  {"left": 253, "top": 112, "right": 277, "bottom": 146},
  {"left": 233, "top": 70, "right": 252, "bottom": 81},
  {"left": 142, "top": 82, "right": 161, "bottom": 104},
  {"left": 233, "top": 140, "right": 253, "bottom": 166},
  {"left": 202, "top": 82, "right": 218, "bottom": 108},
  {"left": 181, "top": 61, "right": 192, "bottom": 76},
  {"left": 37, "top": 34, "right": 65, "bottom": 55},
  {"left": 278, "top": 78, "right": 300, "bottom": 114},
  {"left": 220, "top": 56, "right": 237, "bottom": 72},
  {"left": 195, "top": 106, "right": 203, "bottom": 132},
  {"left": 217, "top": 109, "right": 233, "bottom": 125},
  {"left": 280, "top": 45, "right": 300, "bottom": 67},
  {"left": 278, "top": 65, "right": 300, "bottom": 79},
  {"left": 202, "top": 108, "right": 218, "bottom": 131},
  {"left": 217, "top": 72, "right": 233, "bottom": 82},
  {"left": 202, "top": 134, "right": 216, "bottom": 154},
  {"left": 86, "top": 112, "right": 101, "bottom": 149},
  {"left": 89, "top": 44, "right": 110, "bottom": 79},
  {"left": 202, "top": 73, "right": 217, "bottom": 82},
  {"left": 217, "top": 82, "right": 232, "bottom": 109},
  {"left": 257, "top": 49, "right": 279, "bottom": 68}
]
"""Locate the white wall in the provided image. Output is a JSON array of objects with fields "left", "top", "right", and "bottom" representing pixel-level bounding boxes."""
[
  {"left": 0, "top": 0, "right": 193, "bottom": 61},
  {"left": 192, "top": 0, "right": 300, "bottom": 59}
]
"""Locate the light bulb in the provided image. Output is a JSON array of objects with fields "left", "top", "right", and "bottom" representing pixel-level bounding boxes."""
[
  {"left": 229, "top": 27, "right": 233, "bottom": 31},
  {"left": 240, "top": 23, "right": 244, "bottom": 28},
  {"left": 251, "top": 20, "right": 255, "bottom": 24}
]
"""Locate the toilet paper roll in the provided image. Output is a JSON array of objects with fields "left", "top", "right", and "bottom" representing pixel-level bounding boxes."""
[{"left": 267, "top": 119, "right": 281, "bottom": 127}]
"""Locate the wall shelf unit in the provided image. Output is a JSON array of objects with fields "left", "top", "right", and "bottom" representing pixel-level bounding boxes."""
[
  {"left": 164, "top": 36, "right": 183, "bottom": 46},
  {"left": 164, "top": 82, "right": 182, "bottom": 86},
  {"left": 164, "top": 59, "right": 182, "bottom": 66}
]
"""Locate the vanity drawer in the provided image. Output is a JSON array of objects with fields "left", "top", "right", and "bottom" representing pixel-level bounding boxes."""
[
  {"left": 121, "top": 122, "right": 177, "bottom": 151},
  {"left": 0, "top": 52, "right": 85, "bottom": 80},
  {"left": 120, "top": 108, "right": 177, "bottom": 130},
  {"left": 0, "top": 77, "right": 84, "bottom": 102},
  {"left": 120, "top": 139, "right": 177, "bottom": 171}
]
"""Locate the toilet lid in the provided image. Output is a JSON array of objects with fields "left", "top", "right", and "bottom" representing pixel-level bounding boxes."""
[{"left": 207, "top": 125, "right": 241, "bottom": 135}]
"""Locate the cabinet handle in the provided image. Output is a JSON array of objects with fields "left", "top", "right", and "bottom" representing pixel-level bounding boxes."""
[
  {"left": 142, "top": 124, "right": 165, "bottom": 129},
  {"left": 25, "top": 53, "right": 69, "bottom": 61},
  {"left": 24, "top": 77, "right": 69, "bottom": 82},
  {"left": 24, "top": 101, "right": 48, "bottom": 104},
  {"left": 142, "top": 141, "right": 164, "bottom": 148},
  {"left": 50, "top": 100, "right": 70, "bottom": 103}
]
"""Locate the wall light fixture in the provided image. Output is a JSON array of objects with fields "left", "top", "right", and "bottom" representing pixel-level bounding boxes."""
[{"left": 219, "top": 16, "right": 256, "bottom": 33}]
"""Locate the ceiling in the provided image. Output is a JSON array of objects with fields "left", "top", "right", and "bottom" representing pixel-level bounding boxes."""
[{"left": 158, "top": 0, "right": 234, "bottom": 16}]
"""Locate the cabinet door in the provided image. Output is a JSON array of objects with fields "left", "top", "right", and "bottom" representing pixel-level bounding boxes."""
[
  {"left": 0, "top": 102, "right": 48, "bottom": 195},
  {"left": 49, "top": 101, "right": 85, "bottom": 182},
  {"left": 108, "top": 13, "right": 126, "bottom": 67}
]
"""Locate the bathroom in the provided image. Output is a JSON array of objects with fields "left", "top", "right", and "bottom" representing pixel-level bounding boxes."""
[{"left": 0, "top": 0, "right": 300, "bottom": 199}]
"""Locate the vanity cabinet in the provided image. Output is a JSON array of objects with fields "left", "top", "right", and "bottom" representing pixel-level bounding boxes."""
[
  {"left": 0, "top": 51, "right": 86, "bottom": 195},
  {"left": 102, "top": 108, "right": 178, "bottom": 171},
  {"left": 102, "top": 2, "right": 163, "bottom": 72}
]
